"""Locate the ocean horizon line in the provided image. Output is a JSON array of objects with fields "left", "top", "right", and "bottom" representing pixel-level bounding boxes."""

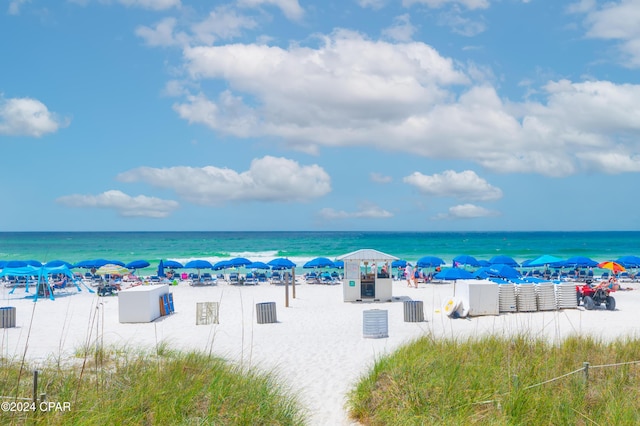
[{"left": 1, "top": 230, "right": 638, "bottom": 234}]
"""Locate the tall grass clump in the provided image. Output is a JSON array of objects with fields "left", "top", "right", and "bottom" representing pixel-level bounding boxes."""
[
  {"left": 0, "top": 348, "right": 306, "bottom": 425},
  {"left": 347, "top": 334, "right": 640, "bottom": 425}
]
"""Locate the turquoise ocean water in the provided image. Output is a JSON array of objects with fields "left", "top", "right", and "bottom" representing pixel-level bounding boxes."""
[{"left": 0, "top": 232, "right": 637, "bottom": 274}]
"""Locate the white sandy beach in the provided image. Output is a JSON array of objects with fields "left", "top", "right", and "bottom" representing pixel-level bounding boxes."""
[{"left": 2, "top": 278, "right": 640, "bottom": 425}]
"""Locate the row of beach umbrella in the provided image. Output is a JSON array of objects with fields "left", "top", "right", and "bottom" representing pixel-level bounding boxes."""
[
  {"left": 393, "top": 254, "right": 640, "bottom": 269},
  {"left": 388, "top": 254, "right": 640, "bottom": 281},
  {"left": 4, "top": 253, "right": 639, "bottom": 281}
]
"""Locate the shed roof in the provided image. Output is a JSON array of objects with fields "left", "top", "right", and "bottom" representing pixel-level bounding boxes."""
[{"left": 337, "top": 248, "right": 398, "bottom": 261}]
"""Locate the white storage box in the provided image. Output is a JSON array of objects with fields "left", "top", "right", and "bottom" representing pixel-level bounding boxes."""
[
  {"left": 118, "top": 284, "right": 170, "bottom": 323},
  {"left": 456, "top": 280, "right": 499, "bottom": 316}
]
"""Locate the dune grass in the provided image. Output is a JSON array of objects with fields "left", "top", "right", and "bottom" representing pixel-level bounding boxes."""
[
  {"left": 0, "top": 346, "right": 306, "bottom": 425},
  {"left": 347, "top": 334, "right": 640, "bottom": 425}
]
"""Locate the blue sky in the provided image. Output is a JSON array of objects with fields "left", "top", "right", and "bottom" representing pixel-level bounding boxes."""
[{"left": 2, "top": 0, "right": 640, "bottom": 231}]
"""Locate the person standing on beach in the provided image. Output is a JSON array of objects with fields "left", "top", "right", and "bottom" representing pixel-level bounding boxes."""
[{"left": 405, "top": 263, "right": 414, "bottom": 287}]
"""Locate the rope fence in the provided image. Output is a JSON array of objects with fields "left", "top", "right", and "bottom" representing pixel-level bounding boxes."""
[
  {"left": 458, "top": 358, "right": 640, "bottom": 409},
  {"left": 0, "top": 370, "right": 46, "bottom": 404}
]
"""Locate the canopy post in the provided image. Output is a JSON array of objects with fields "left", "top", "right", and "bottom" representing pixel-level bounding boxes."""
[
  {"left": 292, "top": 267, "right": 296, "bottom": 299},
  {"left": 285, "top": 272, "right": 289, "bottom": 308}
]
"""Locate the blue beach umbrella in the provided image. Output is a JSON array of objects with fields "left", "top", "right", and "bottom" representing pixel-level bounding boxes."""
[
  {"left": 157, "top": 260, "right": 165, "bottom": 277},
  {"left": 416, "top": 256, "right": 445, "bottom": 268},
  {"left": 616, "top": 255, "right": 640, "bottom": 268},
  {"left": 184, "top": 259, "right": 213, "bottom": 279},
  {"left": 434, "top": 268, "right": 474, "bottom": 281},
  {"left": 184, "top": 259, "right": 214, "bottom": 270},
  {"left": 126, "top": 260, "right": 150, "bottom": 270},
  {"left": 391, "top": 259, "right": 407, "bottom": 268},
  {"left": 526, "top": 255, "right": 563, "bottom": 268},
  {"left": 562, "top": 256, "right": 598, "bottom": 268},
  {"left": 74, "top": 259, "right": 112, "bottom": 269},
  {"left": 488, "top": 255, "right": 519, "bottom": 267},
  {"left": 44, "top": 260, "right": 73, "bottom": 268},
  {"left": 212, "top": 260, "right": 232, "bottom": 271},
  {"left": 228, "top": 257, "right": 252, "bottom": 268},
  {"left": 246, "top": 261, "right": 271, "bottom": 270},
  {"left": 333, "top": 260, "right": 344, "bottom": 269},
  {"left": 267, "top": 258, "right": 296, "bottom": 270},
  {"left": 304, "top": 257, "right": 335, "bottom": 269},
  {"left": 475, "top": 264, "right": 521, "bottom": 279},
  {"left": 453, "top": 255, "right": 480, "bottom": 267},
  {"left": 162, "top": 260, "right": 184, "bottom": 269}
]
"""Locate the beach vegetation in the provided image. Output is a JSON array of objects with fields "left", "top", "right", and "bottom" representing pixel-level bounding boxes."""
[
  {"left": 0, "top": 347, "right": 306, "bottom": 425},
  {"left": 347, "top": 334, "right": 640, "bottom": 425}
]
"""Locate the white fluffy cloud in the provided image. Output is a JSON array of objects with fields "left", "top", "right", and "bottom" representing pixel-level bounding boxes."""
[
  {"left": 167, "top": 29, "right": 640, "bottom": 177},
  {"left": 574, "top": 0, "right": 640, "bottom": 67},
  {"left": 358, "top": 0, "right": 386, "bottom": 9},
  {"left": 370, "top": 172, "right": 393, "bottom": 183},
  {"left": 117, "top": 0, "right": 180, "bottom": 10},
  {"left": 136, "top": 7, "right": 257, "bottom": 47},
  {"left": 8, "top": 0, "right": 29, "bottom": 15},
  {"left": 318, "top": 204, "right": 393, "bottom": 220},
  {"left": 576, "top": 152, "right": 640, "bottom": 173},
  {"left": 402, "top": 0, "right": 490, "bottom": 10},
  {"left": 382, "top": 14, "right": 417, "bottom": 42},
  {"left": 117, "top": 156, "right": 331, "bottom": 205},
  {"left": 0, "top": 96, "right": 66, "bottom": 137},
  {"left": 177, "top": 29, "right": 468, "bottom": 147},
  {"left": 56, "top": 190, "right": 179, "bottom": 218},
  {"left": 135, "top": 17, "right": 183, "bottom": 47},
  {"left": 434, "top": 203, "right": 499, "bottom": 219},
  {"left": 404, "top": 170, "right": 503, "bottom": 201},
  {"left": 237, "top": 0, "right": 303, "bottom": 20}
]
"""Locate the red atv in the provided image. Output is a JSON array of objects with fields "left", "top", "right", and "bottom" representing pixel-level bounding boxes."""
[{"left": 576, "top": 281, "right": 617, "bottom": 311}]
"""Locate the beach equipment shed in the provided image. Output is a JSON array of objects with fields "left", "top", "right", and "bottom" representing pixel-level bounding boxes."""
[
  {"left": 338, "top": 249, "right": 398, "bottom": 302},
  {"left": 118, "top": 284, "right": 170, "bottom": 323}
]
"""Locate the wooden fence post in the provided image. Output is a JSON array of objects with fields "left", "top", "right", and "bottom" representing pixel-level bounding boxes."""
[{"left": 583, "top": 362, "right": 590, "bottom": 385}]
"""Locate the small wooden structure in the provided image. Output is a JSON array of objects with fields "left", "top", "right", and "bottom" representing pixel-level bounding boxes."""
[{"left": 338, "top": 249, "right": 398, "bottom": 302}]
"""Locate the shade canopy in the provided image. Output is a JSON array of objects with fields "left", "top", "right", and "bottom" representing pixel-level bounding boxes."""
[{"left": 0, "top": 265, "right": 74, "bottom": 278}]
